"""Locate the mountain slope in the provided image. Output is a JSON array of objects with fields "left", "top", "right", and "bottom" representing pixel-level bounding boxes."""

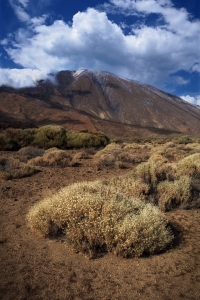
[{"left": 0, "top": 69, "right": 200, "bottom": 136}]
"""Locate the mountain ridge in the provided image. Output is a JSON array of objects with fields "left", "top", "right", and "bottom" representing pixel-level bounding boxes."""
[{"left": 0, "top": 69, "right": 200, "bottom": 137}]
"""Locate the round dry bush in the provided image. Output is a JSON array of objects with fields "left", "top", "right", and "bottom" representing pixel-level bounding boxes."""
[
  {"left": 135, "top": 160, "right": 173, "bottom": 186},
  {"left": 117, "top": 152, "right": 134, "bottom": 163},
  {"left": 0, "top": 156, "right": 38, "bottom": 179},
  {"left": 105, "top": 175, "right": 150, "bottom": 201},
  {"left": 29, "top": 150, "right": 72, "bottom": 167},
  {"left": 94, "top": 144, "right": 121, "bottom": 159},
  {"left": 28, "top": 181, "right": 173, "bottom": 258},
  {"left": 157, "top": 176, "right": 191, "bottom": 211},
  {"left": 18, "top": 146, "right": 45, "bottom": 158},
  {"left": 175, "top": 153, "right": 200, "bottom": 177},
  {"left": 44, "top": 147, "right": 59, "bottom": 154},
  {"left": 94, "top": 153, "right": 116, "bottom": 168},
  {"left": 103, "top": 143, "right": 122, "bottom": 151}
]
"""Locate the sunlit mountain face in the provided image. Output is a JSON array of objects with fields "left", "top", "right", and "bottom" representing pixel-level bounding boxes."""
[{"left": 0, "top": 70, "right": 200, "bottom": 137}]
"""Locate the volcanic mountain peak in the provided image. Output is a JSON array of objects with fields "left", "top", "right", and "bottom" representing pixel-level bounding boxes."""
[{"left": 0, "top": 69, "right": 200, "bottom": 136}]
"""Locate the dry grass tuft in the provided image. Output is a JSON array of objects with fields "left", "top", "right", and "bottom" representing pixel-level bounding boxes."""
[
  {"left": 28, "top": 150, "right": 72, "bottom": 167},
  {"left": 27, "top": 181, "right": 173, "bottom": 258}
]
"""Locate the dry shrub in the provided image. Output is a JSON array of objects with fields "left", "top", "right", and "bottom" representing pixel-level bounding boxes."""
[
  {"left": 157, "top": 176, "right": 191, "bottom": 211},
  {"left": 150, "top": 143, "right": 191, "bottom": 162},
  {"left": 105, "top": 175, "right": 150, "bottom": 201},
  {"left": 27, "top": 181, "right": 173, "bottom": 258},
  {"left": 94, "top": 145, "right": 148, "bottom": 169},
  {"left": 29, "top": 150, "right": 72, "bottom": 167},
  {"left": 44, "top": 147, "right": 59, "bottom": 154},
  {"left": 124, "top": 143, "right": 152, "bottom": 150},
  {"left": 140, "top": 144, "right": 153, "bottom": 150},
  {"left": 103, "top": 143, "right": 122, "bottom": 151},
  {"left": 117, "top": 152, "right": 144, "bottom": 163},
  {"left": 135, "top": 160, "right": 173, "bottom": 187},
  {"left": 175, "top": 153, "right": 200, "bottom": 177},
  {"left": 95, "top": 153, "right": 117, "bottom": 168},
  {"left": 115, "top": 161, "right": 127, "bottom": 169},
  {"left": 18, "top": 146, "right": 45, "bottom": 158},
  {"left": 186, "top": 143, "right": 200, "bottom": 150},
  {"left": 0, "top": 156, "right": 38, "bottom": 179},
  {"left": 123, "top": 143, "right": 141, "bottom": 149},
  {"left": 73, "top": 151, "right": 90, "bottom": 160},
  {"left": 164, "top": 141, "right": 176, "bottom": 148},
  {"left": 94, "top": 143, "right": 121, "bottom": 158},
  {"left": 148, "top": 154, "right": 168, "bottom": 163},
  {"left": 132, "top": 153, "right": 200, "bottom": 211}
]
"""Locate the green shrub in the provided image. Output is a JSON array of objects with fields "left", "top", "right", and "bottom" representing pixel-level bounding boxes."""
[
  {"left": 27, "top": 181, "right": 173, "bottom": 258},
  {"left": 33, "top": 125, "right": 66, "bottom": 149},
  {"left": 5, "top": 128, "right": 36, "bottom": 149},
  {"left": 173, "top": 135, "right": 193, "bottom": 144},
  {"left": 0, "top": 133, "right": 16, "bottom": 150},
  {"left": 65, "top": 131, "right": 109, "bottom": 148}
]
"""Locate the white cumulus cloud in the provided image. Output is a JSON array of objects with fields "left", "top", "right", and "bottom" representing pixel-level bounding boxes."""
[
  {"left": 0, "top": 0, "right": 199, "bottom": 106},
  {"left": 180, "top": 95, "right": 200, "bottom": 106},
  {"left": 0, "top": 68, "right": 48, "bottom": 88}
]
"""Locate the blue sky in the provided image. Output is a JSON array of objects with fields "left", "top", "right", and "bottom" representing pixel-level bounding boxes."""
[{"left": 0, "top": 0, "right": 200, "bottom": 105}]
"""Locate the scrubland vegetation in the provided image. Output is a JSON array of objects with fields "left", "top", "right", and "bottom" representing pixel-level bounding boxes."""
[
  {"left": 0, "top": 125, "right": 109, "bottom": 150},
  {"left": 1, "top": 126, "right": 200, "bottom": 258}
]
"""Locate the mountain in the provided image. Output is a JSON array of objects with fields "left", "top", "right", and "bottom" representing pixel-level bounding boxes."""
[{"left": 0, "top": 69, "right": 200, "bottom": 137}]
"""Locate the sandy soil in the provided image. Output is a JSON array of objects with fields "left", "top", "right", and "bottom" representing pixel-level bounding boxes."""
[{"left": 0, "top": 150, "right": 200, "bottom": 300}]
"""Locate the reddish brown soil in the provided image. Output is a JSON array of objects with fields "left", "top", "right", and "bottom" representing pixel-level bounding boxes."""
[{"left": 0, "top": 150, "right": 200, "bottom": 300}]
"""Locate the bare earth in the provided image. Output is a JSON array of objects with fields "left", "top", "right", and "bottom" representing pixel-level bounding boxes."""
[{"left": 0, "top": 150, "right": 200, "bottom": 300}]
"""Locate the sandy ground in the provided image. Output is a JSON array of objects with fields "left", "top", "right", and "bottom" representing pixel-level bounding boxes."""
[{"left": 0, "top": 151, "right": 200, "bottom": 300}]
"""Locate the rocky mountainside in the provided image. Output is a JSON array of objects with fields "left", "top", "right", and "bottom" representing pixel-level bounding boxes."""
[{"left": 0, "top": 69, "right": 200, "bottom": 137}]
